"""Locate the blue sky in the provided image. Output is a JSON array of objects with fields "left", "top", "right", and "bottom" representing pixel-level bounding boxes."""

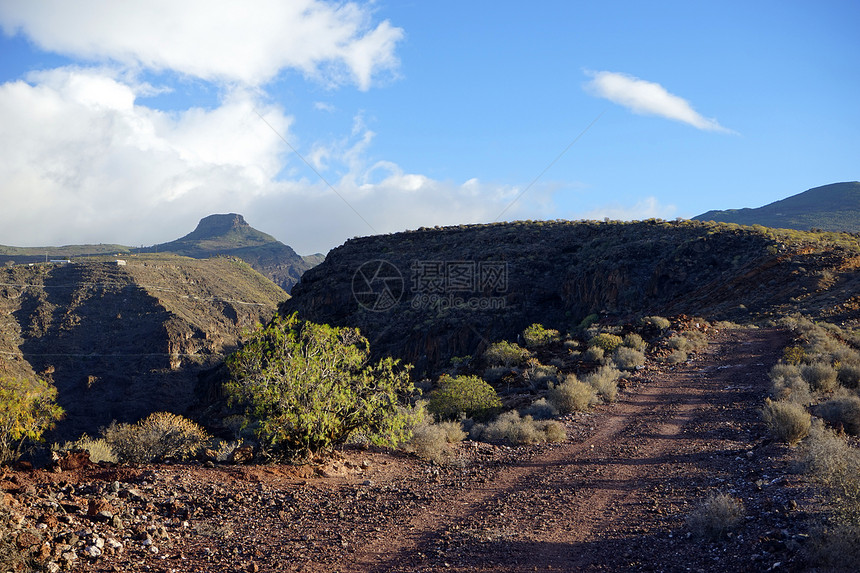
[{"left": 0, "top": 1, "right": 857, "bottom": 254}]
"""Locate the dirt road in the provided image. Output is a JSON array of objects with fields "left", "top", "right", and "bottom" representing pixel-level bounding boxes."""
[
  {"left": 343, "top": 327, "right": 798, "bottom": 572},
  {"left": 6, "top": 327, "right": 813, "bottom": 573}
]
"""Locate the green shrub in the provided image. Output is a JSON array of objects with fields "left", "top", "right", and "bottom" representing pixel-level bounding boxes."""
[
  {"left": 686, "top": 493, "right": 745, "bottom": 540},
  {"left": 483, "top": 340, "right": 530, "bottom": 367},
  {"left": 478, "top": 411, "right": 566, "bottom": 446},
  {"left": 817, "top": 394, "right": 860, "bottom": 435},
  {"left": 802, "top": 362, "right": 839, "bottom": 392},
  {"left": 102, "top": 412, "right": 210, "bottom": 464},
  {"left": 642, "top": 316, "right": 670, "bottom": 330},
  {"left": 427, "top": 374, "right": 501, "bottom": 421},
  {"left": 588, "top": 333, "right": 623, "bottom": 353},
  {"left": 522, "top": 323, "right": 561, "bottom": 349},
  {"left": 782, "top": 346, "right": 806, "bottom": 365},
  {"left": 583, "top": 365, "right": 621, "bottom": 402},
  {"left": 225, "top": 313, "right": 415, "bottom": 457},
  {"left": 578, "top": 314, "right": 600, "bottom": 330},
  {"left": 622, "top": 333, "right": 646, "bottom": 351},
  {"left": 761, "top": 398, "right": 810, "bottom": 445},
  {"left": 0, "top": 376, "right": 64, "bottom": 464},
  {"left": 612, "top": 347, "right": 645, "bottom": 371},
  {"left": 548, "top": 375, "right": 597, "bottom": 414}
]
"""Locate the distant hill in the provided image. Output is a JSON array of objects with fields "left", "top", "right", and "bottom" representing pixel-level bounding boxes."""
[
  {"left": 148, "top": 213, "right": 322, "bottom": 293},
  {"left": 694, "top": 182, "right": 860, "bottom": 232},
  {"left": 0, "top": 214, "right": 322, "bottom": 293}
]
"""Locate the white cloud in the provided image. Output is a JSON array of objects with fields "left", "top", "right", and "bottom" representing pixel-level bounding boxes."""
[
  {"left": 0, "top": 68, "right": 547, "bottom": 254},
  {"left": 0, "top": 0, "right": 403, "bottom": 89},
  {"left": 584, "top": 71, "right": 734, "bottom": 133},
  {"left": 0, "top": 68, "right": 292, "bottom": 244},
  {"left": 577, "top": 197, "right": 678, "bottom": 221},
  {"left": 0, "top": 2, "right": 562, "bottom": 255}
]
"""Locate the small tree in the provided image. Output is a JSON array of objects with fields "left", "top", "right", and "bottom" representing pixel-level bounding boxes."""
[
  {"left": 588, "top": 333, "right": 623, "bottom": 353},
  {"left": 483, "top": 340, "right": 530, "bottom": 367},
  {"left": 427, "top": 374, "right": 501, "bottom": 421},
  {"left": 522, "top": 323, "right": 560, "bottom": 349},
  {"left": 225, "top": 313, "right": 415, "bottom": 458},
  {"left": 0, "top": 376, "right": 64, "bottom": 464}
]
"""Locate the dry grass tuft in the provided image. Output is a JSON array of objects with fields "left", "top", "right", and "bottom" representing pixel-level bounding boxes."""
[
  {"left": 686, "top": 492, "right": 745, "bottom": 540},
  {"left": 761, "top": 398, "right": 811, "bottom": 445}
]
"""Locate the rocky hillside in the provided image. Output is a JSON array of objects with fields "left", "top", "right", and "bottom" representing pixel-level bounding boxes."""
[
  {"left": 283, "top": 219, "right": 860, "bottom": 374},
  {"left": 695, "top": 181, "right": 860, "bottom": 232},
  {"left": 0, "top": 255, "right": 287, "bottom": 440}
]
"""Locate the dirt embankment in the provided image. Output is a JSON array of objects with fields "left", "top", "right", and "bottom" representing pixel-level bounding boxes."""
[{"left": 2, "top": 327, "right": 819, "bottom": 572}]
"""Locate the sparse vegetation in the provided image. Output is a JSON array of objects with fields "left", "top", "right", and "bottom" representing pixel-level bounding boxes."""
[
  {"left": 102, "top": 412, "right": 210, "bottom": 464},
  {"left": 769, "top": 360, "right": 817, "bottom": 404},
  {"left": 761, "top": 398, "right": 811, "bottom": 445},
  {"left": 225, "top": 313, "right": 415, "bottom": 458},
  {"left": 404, "top": 404, "right": 466, "bottom": 464},
  {"left": 612, "top": 346, "right": 645, "bottom": 371},
  {"left": 524, "top": 361, "right": 559, "bottom": 389},
  {"left": 667, "top": 335, "right": 692, "bottom": 352},
  {"left": 686, "top": 492, "right": 745, "bottom": 540},
  {"left": 817, "top": 393, "right": 860, "bottom": 435},
  {"left": 622, "top": 333, "right": 646, "bottom": 351},
  {"left": 0, "top": 376, "right": 64, "bottom": 464},
  {"left": 798, "top": 421, "right": 860, "bottom": 527},
  {"left": 642, "top": 316, "right": 671, "bottom": 331},
  {"left": 801, "top": 362, "right": 839, "bottom": 393},
  {"left": 584, "top": 345, "right": 605, "bottom": 362},
  {"left": 475, "top": 411, "right": 566, "bottom": 446},
  {"left": 583, "top": 365, "right": 621, "bottom": 403},
  {"left": 55, "top": 434, "right": 117, "bottom": 464},
  {"left": 665, "top": 350, "right": 688, "bottom": 364},
  {"left": 427, "top": 374, "right": 502, "bottom": 421},
  {"left": 548, "top": 374, "right": 597, "bottom": 414},
  {"left": 522, "top": 397, "right": 559, "bottom": 420},
  {"left": 838, "top": 363, "right": 860, "bottom": 389}
]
